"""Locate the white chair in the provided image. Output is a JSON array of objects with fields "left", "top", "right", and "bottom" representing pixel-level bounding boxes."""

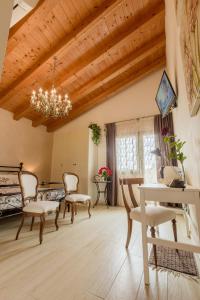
[
  {"left": 16, "top": 171, "right": 60, "bottom": 244},
  {"left": 63, "top": 172, "right": 91, "bottom": 223},
  {"left": 119, "top": 178, "right": 178, "bottom": 267}
]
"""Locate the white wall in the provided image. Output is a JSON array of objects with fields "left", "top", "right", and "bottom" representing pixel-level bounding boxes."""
[
  {"left": 51, "top": 69, "right": 163, "bottom": 197},
  {"left": 165, "top": 0, "right": 200, "bottom": 237},
  {"left": 0, "top": 109, "right": 53, "bottom": 180}
]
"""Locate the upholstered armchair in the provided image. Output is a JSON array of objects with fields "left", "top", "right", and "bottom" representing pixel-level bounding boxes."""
[
  {"left": 16, "top": 171, "right": 60, "bottom": 244},
  {"left": 63, "top": 172, "right": 91, "bottom": 223}
]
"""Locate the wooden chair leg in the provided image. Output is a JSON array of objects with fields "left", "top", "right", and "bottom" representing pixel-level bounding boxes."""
[
  {"left": 150, "top": 226, "right": 157, "bottom": 267},
  {"left": 126, "top": 217, "right": 132, "bottom": 248},
  {"left": 30, "top": 217, "right": 35, "bottom": 231},
  {"left": 88, "top": 200, "right": 91, "bottom": 218},
  {"left": 55, "top": 209, "right": 59, "bottom": 231},
  {"left": 71, "top": 203, "right": 75, "bottom": 224},
  {"left": 58, "top": 201, "right": 62, "bottom": 213},
  {"left": 63, "top": 201, "right": 67, "bottom": 219},
  {"left": 183, "top": 210, "right": 190, "bottom": 238},
  {"left": 39, "top": 215, "right": 45, "bottom": 244},
  {"left": 75, "top": 204, "right": 78, "bottom": 215},
  {"left": 172, "top": 218, "right": 178, "bottom": 242},
  {"left": 16, "top": 214, "right": 25, "bottom": 240}
]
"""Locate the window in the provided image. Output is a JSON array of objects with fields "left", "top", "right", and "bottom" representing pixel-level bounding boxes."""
[
  {"left": 116, "top": 136, "right": 138, "bottom": 173},
  {"left": 142, "top": 134, "right": 157, "bottom": 183},
  {"left": 116, "top": 118, "right": 157, "bottom": 183}
]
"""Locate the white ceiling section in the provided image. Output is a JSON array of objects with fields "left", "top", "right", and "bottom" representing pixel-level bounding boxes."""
[
  {"left": 0, "top": 0, "right": 39, "bottom": 80},
  {"left": 10, "top": 0, "right": 39, "bottom": 27},
  {"left": 0, "top": 0, "right": 13, "bottom": 81}
]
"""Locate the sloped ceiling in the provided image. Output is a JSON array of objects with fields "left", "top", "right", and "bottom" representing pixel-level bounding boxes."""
[{"left": 0, "top": 0, "right": 166, "bottom": 131}]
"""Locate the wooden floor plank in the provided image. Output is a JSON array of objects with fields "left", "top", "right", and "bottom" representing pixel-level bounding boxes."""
[{"left": 0, "top": 207, "right": 199, "bottom": 300}]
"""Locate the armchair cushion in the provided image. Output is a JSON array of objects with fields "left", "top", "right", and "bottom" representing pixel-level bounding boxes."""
[
  {"left": 23, "top": 200, "right": 59, "bottom": 214},
  {"left": 65, "top": 194, "right": 91, "bottom": 202},
  {"left": 130, "top": 206, "right": 176, "bottom": 227}
]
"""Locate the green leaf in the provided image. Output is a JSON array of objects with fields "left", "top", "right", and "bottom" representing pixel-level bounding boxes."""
[
  {"left": 88, "top": 123, "right": 101, "bottom": 145},
  {"left": 163, "top": 134, "right": 186, "bottom": 165}
]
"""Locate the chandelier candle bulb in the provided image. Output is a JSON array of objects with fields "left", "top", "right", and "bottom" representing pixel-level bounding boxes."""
[{"left": 30, "top": 57, "right": 72, "bottom": 118}]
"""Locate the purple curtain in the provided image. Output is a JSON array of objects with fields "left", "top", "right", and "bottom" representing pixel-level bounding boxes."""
[
  {"left": 154, "top": 112, "right": 177, "bottom": 179},
  {"left": 154, "top": 113, "right": 180, "bottom": 208},
  {"left": 106, "top": 123, "right": 117, "bottom": 206}
]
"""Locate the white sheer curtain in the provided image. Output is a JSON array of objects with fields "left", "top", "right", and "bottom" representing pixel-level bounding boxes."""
[{"left": 116, "top": 117, "right": 157, "bottom": 206}]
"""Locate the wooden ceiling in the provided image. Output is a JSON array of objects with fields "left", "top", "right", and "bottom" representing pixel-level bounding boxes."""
[{"left": 0, "top": 0, "right": 166, "bottom": 132}]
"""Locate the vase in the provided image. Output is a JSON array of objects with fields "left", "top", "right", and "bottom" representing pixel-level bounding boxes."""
[
  {"left": 163, "top": 166, "right": 182, "bottom": 185},
  {"left": 102, "top": 176, "right": 107, "bottom": 181},
  {"left": 180, "top": 163, "right": 186, "bottom": 185}
]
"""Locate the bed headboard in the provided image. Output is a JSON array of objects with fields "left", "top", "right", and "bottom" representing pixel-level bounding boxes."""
[
  {"left": 0, "top": 163, "right": 23, "bottom": 186},
  {"left": 0, "top": 162, "right": 23, "bottom": 173}
]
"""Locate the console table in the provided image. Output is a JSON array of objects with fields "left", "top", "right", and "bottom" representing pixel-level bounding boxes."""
[{"left": 138, "top": 184, "right": 200, "bottom": 285}]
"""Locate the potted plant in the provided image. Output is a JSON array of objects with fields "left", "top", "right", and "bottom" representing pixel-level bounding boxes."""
[
  {"left": 88, "top": 123, "right": 101, "bottom": 145},
  {"left": 162, "top": 127, "right": 187, "bottom": 184},
  {"left": 98, "top": 166, "right": 112, "bottom": 181}
]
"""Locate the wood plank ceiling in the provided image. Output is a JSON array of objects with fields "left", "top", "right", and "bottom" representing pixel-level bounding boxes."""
[{"left": 0, "top": 0, "right": 166, "bottom": 132}]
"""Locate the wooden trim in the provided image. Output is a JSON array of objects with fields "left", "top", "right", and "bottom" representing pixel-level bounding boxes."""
[
  {"left": 0, "top": 0, "right": 122, "bottom": 105},
  {"left": 47, "top": 56, "right": 165, "bottom": 132}
]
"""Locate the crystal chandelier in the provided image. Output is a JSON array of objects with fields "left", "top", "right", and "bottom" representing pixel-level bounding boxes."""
[{"left": 30, "top": 57, "right": 72, "bottom": 118}]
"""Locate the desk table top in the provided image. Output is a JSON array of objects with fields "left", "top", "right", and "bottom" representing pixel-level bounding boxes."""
[{"left": 138, "top": 183, "right": 200, "bottom": 192}]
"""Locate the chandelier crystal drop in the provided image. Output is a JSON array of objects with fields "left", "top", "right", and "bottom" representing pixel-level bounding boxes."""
[{"left": 30, "top": 57, "right": 72, "bottom": 118}]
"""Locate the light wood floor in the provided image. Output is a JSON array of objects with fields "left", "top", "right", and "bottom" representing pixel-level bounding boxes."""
[{"left": 0, "top": 206, "right": 200, "bottom": 300}]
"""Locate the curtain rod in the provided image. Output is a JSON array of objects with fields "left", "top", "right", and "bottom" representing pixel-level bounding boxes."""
[{"left": 104, "top": 113, "right": 158, "bottom": 125}]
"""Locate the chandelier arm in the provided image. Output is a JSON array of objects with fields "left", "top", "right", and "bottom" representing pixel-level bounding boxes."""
[{"left": 30, "top": 56, "right": 72, "bottom": 119}]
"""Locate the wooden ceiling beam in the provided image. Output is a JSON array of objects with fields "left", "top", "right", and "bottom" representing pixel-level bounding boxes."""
[
  {"left": 32, "top": 34, "right": 165, "bottom": 127},
  {"left": 32, "top": 116, "right": 47, "bottom": 127},
  {"left": 47, "top": 56, "right": 165, "bottom": 132},
  {"left": 71, "top": 33, "right": 165, "bottom": 101},
  {"left": 56, "top": 2, "right": 164, "bottom": 88},
  {"left": 0, "top": 0, "right": 122, "bottom": 105},
  {"left": 13, "top": 104, "right": 31, "bottom": 120}
]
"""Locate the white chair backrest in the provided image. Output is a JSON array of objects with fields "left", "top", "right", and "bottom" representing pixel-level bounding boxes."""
[
  {"left": 63, "top": 173, "right": 79, "bottom": 193},
  {"left": 19, "top": 172, "right": 38, "bottom": 205}
]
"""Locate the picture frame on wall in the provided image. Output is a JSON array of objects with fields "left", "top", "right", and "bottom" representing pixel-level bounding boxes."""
[
  {"left": 176, "top": 0, "right": 200, "bottom": 116},
  {"left": 155, "top": 71, "right": 177, "bottom": 118}
]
